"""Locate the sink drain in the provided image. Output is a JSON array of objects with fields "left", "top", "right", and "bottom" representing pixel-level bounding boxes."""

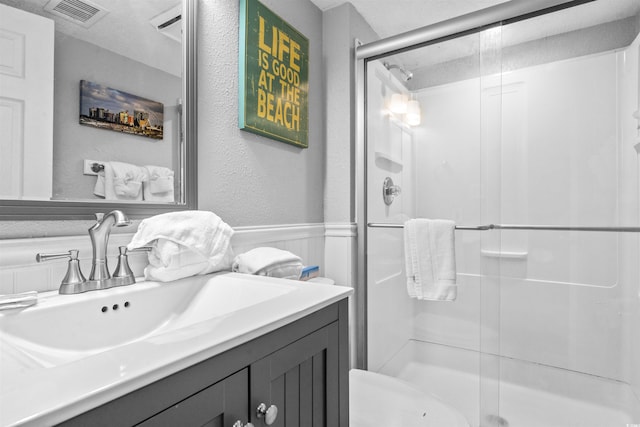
[{"left": 484, "top": 414, "right": 509, "bottom": 427}]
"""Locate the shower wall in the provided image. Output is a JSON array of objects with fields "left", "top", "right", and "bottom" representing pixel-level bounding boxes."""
[
  {"left": 366, "top": 61, "right": 416, "bottom": 371},
  {"left": 411, "top": 43, "right": 640, "bottom": 383},
  {"left": 622, "top": 32, "right": 640, "bottom": 406}
]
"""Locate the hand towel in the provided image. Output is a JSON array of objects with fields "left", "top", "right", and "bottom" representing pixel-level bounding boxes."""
[
  {"left": 93, "top": 170, "right": 105, "bottom": 198},
  {"left": 143, "top": 165, "right": 175, "bottom": 203},
  {"left": 232, "top": 247, "right": 304, "bottom": 279},
  {"left": 128, "top": 210, "right": 234, "bottom": 282},
  {"left": 404, "top": 218, "right": 457, "bottom": 301},
  {"left": 104, "top": 161, "right": 145, "bottom": 201}
]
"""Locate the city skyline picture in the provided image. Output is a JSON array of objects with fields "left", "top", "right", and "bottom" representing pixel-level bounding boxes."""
[{"left": 79, "top": 80, "right": 164, "bottom": 140}]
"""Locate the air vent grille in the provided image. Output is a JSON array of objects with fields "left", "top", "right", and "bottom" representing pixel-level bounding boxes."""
[
  {"left": 53, "top": 0, "right": 99, "bottom": 22},
  {"left": 44, "top": 0, "right": 109, "bottom": 28},
  {"left": 149, "top": 4, "right": 182, "bottom": 44}
]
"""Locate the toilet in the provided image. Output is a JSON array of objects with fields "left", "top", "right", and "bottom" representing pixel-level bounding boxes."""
[
  {"left": 308, "top": 277, "right": 469, "bottom": 426},
  {"left": 349, "top": 369, "right": 470, "bottom": 427}
]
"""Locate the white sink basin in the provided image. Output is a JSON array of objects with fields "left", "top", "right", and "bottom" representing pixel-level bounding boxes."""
[
  {"left": 0, "top": 272, "right": 297, "bottom": 367},
  {"left": 0, "top": 271, "right": 352, "bottom": 427}
]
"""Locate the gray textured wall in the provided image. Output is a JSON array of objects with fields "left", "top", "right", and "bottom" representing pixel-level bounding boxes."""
[
  {"left": 323, "top": 3, "right": 378, "bottom": 224},
  {"left": 0, "top": 0, "right": 325, "bottom": 237},
  {"left": 195, "top": 0, "right": 325, "bottom": 227}
]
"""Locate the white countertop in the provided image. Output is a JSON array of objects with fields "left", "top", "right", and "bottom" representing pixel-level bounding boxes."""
[{"left": 0, "top": 272, "right": 352, "bottom": 426}]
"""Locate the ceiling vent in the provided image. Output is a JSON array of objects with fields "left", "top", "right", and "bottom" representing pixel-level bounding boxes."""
[
  {"left": 44, "top": 0, "right": 109, "bottom": 28},
  {"left": 150, "top": 4, "right": 182, "bottom": 43}
]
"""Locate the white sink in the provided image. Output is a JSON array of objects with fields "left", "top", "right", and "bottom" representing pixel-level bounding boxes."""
[
  {"left": 0, "top": 272, "right": 297, "bottom": 367},
  {"left": 0, "top": 271, "right": 352, "bottom": 427}
]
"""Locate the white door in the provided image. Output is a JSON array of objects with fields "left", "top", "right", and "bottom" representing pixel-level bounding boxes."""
[{"left": 0, "top": 4, "right": 54, "bottom": 200}]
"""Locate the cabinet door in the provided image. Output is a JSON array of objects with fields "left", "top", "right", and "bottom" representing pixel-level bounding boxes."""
[
  {"left": 250, "top": 323, "right": 340, "bottom": 427},
  {"left": 138, "top": 368, "right": 250, "bottom": 427}
]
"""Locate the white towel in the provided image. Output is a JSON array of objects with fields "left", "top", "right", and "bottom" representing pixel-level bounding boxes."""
[
  {"left": 404, "top": 219, "right": 457, "bottom": 301},
  {"left": 128, "top": 210, "right": 234, "bottom": 282},
  {"left": 144, "top": 261, "right": 214, "bottom": 282},
  {"left": 104, "top": 161, "right": 145, "bottom": 201},
  {"left": 232, "top": 247, "right": 304, "bottom": 279},
  {"left": 93, "top": 170, "right": 105, "bottom": 198},
  {"left": 143, "top": 165, "right": 174, "bottom": 203}
]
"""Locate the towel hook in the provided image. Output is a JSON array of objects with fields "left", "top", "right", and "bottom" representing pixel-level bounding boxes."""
[{"left": 91, "top": 162, "right": 105, "bottom": 173}]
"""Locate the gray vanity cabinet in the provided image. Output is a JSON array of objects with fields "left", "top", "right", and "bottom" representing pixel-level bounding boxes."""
[
  {"left": 138, "top": 369, "right": 249, "bottom": 427},
  {"left": 59, "top": 298, "right": 349, "bottom": 427},
  {"left": 251, "top": 322, "right": 341, "bottom": 426}
]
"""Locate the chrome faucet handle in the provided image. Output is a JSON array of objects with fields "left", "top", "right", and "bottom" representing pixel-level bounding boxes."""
[
  {"left": 112, "top": 246, "right": 152, "bottom": 286},
  {"left": 36, "top": 250, "right": 87, "bottom": 294},
  {"left": 112, "top": 246, "right": 136, "bottom": 285},
  {"left": 128, "top": 246, "right": 153, "bottom": 253}
]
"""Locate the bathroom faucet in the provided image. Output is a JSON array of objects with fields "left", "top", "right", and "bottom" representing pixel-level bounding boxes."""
[
  {"left": 88, "top": 210, "right": 131, "bottom": 287},
  {"left": 35, "top": 210, "right": 133, "bottom": 294}
]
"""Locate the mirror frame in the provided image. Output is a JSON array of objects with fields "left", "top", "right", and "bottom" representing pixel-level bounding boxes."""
[{"left": 0, "top": 0, "right": 197, "bottom": 220}]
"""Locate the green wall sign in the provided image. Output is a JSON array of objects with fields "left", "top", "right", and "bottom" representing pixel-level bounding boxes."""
[{"left": 239, "top": 0, "right": 309, "bottom": 148}]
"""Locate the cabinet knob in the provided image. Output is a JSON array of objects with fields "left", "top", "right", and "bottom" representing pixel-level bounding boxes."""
[{"left": 256, "top": 403, "right": 278, "bottom": 425}]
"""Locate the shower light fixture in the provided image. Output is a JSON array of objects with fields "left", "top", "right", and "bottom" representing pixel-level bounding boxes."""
[
  {"left": 405, "top": 99, "right": 421, "bottom": 126},
  {"left": 387, "top": 92, "right": 421, "bottom": 127},
  {"left": 389, "top": 93, "right": 408, "bottom": 114}
]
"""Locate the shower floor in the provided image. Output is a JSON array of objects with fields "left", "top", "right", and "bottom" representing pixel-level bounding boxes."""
[{"left": 376, "top": 340, "right": 639, "bottom": 427}]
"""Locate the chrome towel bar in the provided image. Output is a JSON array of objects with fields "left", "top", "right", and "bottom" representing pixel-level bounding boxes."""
[{"left": 367, "top": 223, "right": 640, "bottom": 232}]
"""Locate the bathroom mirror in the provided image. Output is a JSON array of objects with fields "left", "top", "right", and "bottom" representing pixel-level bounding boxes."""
[{"left": 0, "top": 0, "right": 197, "bottom": 220}]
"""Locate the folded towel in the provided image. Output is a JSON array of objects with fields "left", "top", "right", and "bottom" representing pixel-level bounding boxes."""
[
  {"left": 128, "top": 210, "right": 234, "bottom": 282},
  {"left": 404, "top": 219, "right": 457, "bottom": 301},
  {"left": 148, "top": 239, "right": 201, "bottom": 269},
  {"left": 232, "top": 247, "right": 304, "bottom": 279},
  {"left": 144, "top": 240, "right": 235, "bottom": 282},
  {"left": 104, "top": 161, "right": 145, "bottom": 201},
  {"left": 143, "top": 165, "right": 174, "bottom": 203},
  {"left": 144, "top": 261, "right": 213, "bottom": 282}
]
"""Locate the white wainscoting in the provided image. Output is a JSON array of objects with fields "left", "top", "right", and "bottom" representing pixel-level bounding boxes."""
[
  {"left": 325, "top": 222, "right": 358, "bottom": 368},
  {"left": 0, "top": 223, "right": 327, "bottom": 294},
  {"left": 324, "top": 223, "right": 357, "bottom": 287}
]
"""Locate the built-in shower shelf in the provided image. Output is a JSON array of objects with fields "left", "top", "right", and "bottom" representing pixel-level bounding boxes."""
[
  {"left": 480, "top": 250, "right": 528, "bottom": 259},
  {"left": 375, "top": 151, "right": 403, "bottom": 168}
]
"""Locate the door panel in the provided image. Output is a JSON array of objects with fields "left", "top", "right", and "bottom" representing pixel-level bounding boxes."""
[
  {"left": 138, "top": 369, "right": 249, "bottom": 427},
  {"left": 0, "top": 4, "right": 54, "bottom": 199},
  {"left": 250, "top": 323, "right": 339, "bottom": 426}
]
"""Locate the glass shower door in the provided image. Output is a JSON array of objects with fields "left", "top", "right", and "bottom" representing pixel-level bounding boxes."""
[
  {"left": 364, "top": 26, "right": 505, "bottom": 427},
  {"left": 361, "top": 2, "right": 640, "bottom": 426}
]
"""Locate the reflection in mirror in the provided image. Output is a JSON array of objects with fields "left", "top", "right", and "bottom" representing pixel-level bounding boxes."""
[{"left": 0, "top": 0, "right": 196, "bottom": 215}]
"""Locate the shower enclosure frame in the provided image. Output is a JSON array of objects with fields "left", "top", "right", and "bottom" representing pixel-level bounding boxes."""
[{"left": 352, "top": 0, "right": 598, "bottom": 371}]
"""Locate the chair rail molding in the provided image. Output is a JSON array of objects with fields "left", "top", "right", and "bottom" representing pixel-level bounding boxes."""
[{"left": 0, "top": 223, "right": 327, "bottom": 294}]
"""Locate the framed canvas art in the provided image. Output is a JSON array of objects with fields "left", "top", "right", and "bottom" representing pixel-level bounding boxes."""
[
  {"left": 79, "top": 80, "right": 164, "bottom": 140},
  {"left": 239, "top": 0, "right": 309, "bottom": 148}
]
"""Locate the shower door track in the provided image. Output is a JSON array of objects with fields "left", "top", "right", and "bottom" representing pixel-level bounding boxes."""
[{"left": 367, "top": 223, "right": 640, "bottom": 233}]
